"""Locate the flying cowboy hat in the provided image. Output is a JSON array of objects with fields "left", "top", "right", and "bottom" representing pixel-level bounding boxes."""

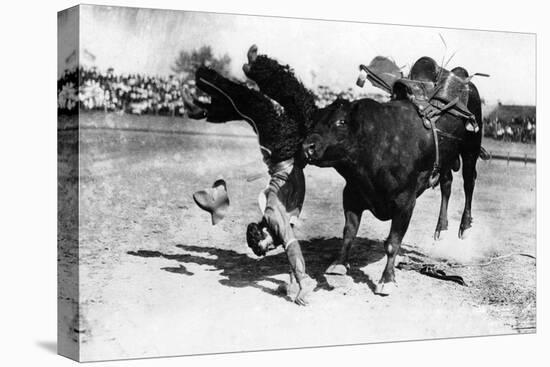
[{"left": 192, "top": 179, "right": 230, "bottom": 225}]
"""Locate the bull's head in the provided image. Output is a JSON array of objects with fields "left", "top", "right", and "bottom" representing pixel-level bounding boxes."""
[{"left": 303, "top": 98, "right": 358, "bottom": 167}]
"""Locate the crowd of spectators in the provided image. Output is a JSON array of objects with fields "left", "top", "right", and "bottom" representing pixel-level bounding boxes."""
[
  {"left": 58, "top": 66, "right": 383, "bottom": 116},
  {"left": 58, "top": 66, "right": 536, "bottom": 144},
  {"left": 58, "top": 66, "right": 190, "bottom": 116},
  {"left": 483, "top": 117, "right": 536, "bottom": 143}
]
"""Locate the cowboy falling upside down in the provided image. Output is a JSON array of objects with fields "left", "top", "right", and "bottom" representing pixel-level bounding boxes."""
[{"left": 182, "top": 45, "right": 318, "bottom": 305}]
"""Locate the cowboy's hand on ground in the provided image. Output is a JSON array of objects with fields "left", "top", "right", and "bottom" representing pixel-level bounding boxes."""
[
  {"left": 277, "top": 272, "right": 300, "bottom": 298},
  {"left": 294, "top": 276, "right": 317, "bottom": 306}
]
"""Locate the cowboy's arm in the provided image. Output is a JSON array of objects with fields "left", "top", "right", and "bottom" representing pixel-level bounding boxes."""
[{"left": 263, "top": 200, "right": 314, "bottom": 304}]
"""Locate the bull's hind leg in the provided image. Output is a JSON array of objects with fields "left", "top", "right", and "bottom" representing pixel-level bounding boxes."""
[
  {"left": 434, "top": 170, "right": 453, "bottom": 240},
  {"left": 459, "top": 152, "right": 478, "bottom": 238},
  {"left": 376, "top": 199, "right": 415, "bottom": 296},
  {"left": 325, "top": 185, "right": 363, "bottom": 275}
]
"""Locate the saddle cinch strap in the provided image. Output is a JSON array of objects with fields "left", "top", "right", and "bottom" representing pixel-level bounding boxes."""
[{"left": 417, "top": 97, "right": 462, "bottom": 188}]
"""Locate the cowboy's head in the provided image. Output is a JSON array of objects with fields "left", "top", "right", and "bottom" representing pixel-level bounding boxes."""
[{"left": 246, "top": 219, "right": 277, "bottom": 257}]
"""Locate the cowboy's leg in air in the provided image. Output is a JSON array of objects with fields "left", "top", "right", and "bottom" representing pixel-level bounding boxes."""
[{"left": 243, "top": 45, "right": 317, "bottom": 132}]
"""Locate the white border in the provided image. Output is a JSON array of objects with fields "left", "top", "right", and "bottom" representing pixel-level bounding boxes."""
[{"left": 0, "top": 0, "right": 546, "bottom": 366}]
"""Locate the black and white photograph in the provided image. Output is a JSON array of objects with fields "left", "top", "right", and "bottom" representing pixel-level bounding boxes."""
[{"left": 55, "top": 2, "right": 538, "bottom": 363}]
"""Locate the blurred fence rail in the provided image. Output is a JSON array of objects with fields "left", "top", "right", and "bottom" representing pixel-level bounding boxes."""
[{"left": 489, "top": 152, "right": 535, "bottom": 165}]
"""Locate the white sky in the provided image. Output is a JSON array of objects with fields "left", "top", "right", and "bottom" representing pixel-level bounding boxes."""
[{"left": 59, "top": 5, "right": 536, "bottom": 105}]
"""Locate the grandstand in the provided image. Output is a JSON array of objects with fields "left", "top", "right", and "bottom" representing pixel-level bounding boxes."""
[{"left": 57, "top": 67, "right": 535, "bottom": 144}]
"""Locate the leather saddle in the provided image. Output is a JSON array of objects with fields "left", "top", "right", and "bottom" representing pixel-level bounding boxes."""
[
  {"left": 358, "top": 55, "right": 488, "bottom": 188},
  {"left": 359, "top": 56, "right": 486, "bottom": 132}
]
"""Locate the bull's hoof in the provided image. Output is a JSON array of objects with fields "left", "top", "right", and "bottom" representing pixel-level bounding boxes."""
[
  {"left": 435, "top": 220, "right": 448, "bottom": 241},
  {"left": 325, "top": 262, "right": 349, "bottom": 275},
  {"left": 458, "top": 226, "right": 471, "bottom": 239},
  {"left": 459, "top": 215, "right": 473, "bottom": 239},
  {"left": 375, "top": 281, "right": 397, "bottom": 296},
  {"left": 434, "top": 228, "right": 448, "bottom": 241}
]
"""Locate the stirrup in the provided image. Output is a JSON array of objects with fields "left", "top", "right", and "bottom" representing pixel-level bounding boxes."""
[
  {"left": 465, "top": 120, "right": 479, "bottom": 133},
  {"left": 428, "top": 166, "right": 440, "bottom": 188}
]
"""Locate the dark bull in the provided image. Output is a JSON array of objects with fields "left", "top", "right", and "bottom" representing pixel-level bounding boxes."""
[{"left": 303, "top": 88, "right": 484, "bottom": 295}]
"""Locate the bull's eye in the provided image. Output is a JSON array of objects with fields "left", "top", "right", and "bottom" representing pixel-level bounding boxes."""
[{"left": 334, "top": 119, "right": 346, "bottom": 127}]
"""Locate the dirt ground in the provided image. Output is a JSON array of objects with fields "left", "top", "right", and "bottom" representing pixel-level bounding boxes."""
[{"left": 58, "top": 112, "right": 536, "bottom": 361}]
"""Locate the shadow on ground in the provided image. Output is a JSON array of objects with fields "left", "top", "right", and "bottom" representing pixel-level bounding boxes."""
[{"left": 128, "top": 237, "right": 428, "bottom": 302}]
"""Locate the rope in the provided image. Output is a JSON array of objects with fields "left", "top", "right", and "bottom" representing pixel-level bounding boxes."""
[
  {"left": 402, "top": 251, "right": 536, "bottom": 269},
  {"left": 198, "top": 77, "right": 272, "bottom": 157},
  {"left": 447, "top": 252, "right": 536, "bottom": 268},
  {"left": 398, "top": 252, "right": 536, "bottom": 286}
]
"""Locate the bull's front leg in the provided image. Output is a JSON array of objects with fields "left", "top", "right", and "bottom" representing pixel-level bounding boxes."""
[
  {"left": 376, "top": 198, "right": 415, "bottom": 296},
  {"left": 325, "top": 186, "right": 363, "bottom": 276}
]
